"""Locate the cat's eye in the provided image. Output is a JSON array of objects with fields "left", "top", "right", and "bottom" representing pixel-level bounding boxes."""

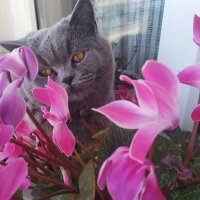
[
  {"left": 38, "top": 67, "right": 54, "bottom": 77},
  {"left": 72, "top": 51, "right": 85, "bottom": 63}
]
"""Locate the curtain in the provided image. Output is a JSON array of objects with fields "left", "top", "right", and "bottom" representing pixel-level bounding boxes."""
[{"left": 92, "top": 0, "right": 165, "bottom": 76}]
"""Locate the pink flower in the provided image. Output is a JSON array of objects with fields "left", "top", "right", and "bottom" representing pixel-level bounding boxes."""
[
  {"left": 33, "top": 77, "right": 75, "bottom": 156},
  {"left": 0, "top": 46, "right": 38, "bottom": 147},
  {"left": 98, "top": 147, "right": 164, "bottom": 200},
  {"left": 93, "top": 60, "right": 179, "bottom": 162},
  {"left": 0, "top": 142, "right": 22, "bottom": 163},
  {"left": 178, "top": 64, "right": 200, "bottom": 121},
  {"left": 0, "top": 158, "right": 29, "bottom": 200},
  {"left": 0, "top": 80, "right": 26, "bottom": 146},
  {"left": 0, "top": 46, "right": 38, "bottom": 83},
  {"left": 193, "top": 15, "right": 200, "bottom": 46}
]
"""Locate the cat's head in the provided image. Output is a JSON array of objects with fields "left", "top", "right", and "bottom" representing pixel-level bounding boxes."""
[{"left": 1, "top": 0, "right": 114, "bottom": 110}]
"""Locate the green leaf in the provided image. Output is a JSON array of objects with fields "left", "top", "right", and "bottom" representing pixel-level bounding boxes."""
[
  {"left": 98, "top": 124, "right": 135, "bottom": 168},
  {"left": 167, "top": 185, "right": 200, "bottom": 200},
  {"left": 156, "top": 165, "right": 176, "bottom": 187},
  {"left": 78, "top": 161, "right": 95, "bottom": 200}
]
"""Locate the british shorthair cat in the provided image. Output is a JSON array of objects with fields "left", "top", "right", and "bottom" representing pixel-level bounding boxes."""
[{"left": 0, "top": 0, "right": 115, "bottom": 144}]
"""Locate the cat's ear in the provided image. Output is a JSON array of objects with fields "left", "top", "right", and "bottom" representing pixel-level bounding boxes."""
[
  {"left": 69, "top": 0, "right": 97, "bottom": 35},
  {"left": 0, "top": 39, "right": 25, "bottom": 52}
]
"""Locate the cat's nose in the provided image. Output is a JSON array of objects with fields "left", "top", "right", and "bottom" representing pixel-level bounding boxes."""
[{"left": 62, "top": 76, "right": 74, "bottom": 85}]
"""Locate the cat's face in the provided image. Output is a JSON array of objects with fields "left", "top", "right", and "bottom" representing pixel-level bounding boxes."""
[{"left": 1, "top": 0, "right": 114, "bottom": 109}]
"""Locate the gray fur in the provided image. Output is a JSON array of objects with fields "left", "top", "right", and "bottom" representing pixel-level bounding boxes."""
[{"left": 0, "top": 0, "right": 115, "bottom": 144}]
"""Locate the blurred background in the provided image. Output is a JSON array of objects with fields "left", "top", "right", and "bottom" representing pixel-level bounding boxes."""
[{"left": 0, "top": 0, "right": 200, "bottom": 130}]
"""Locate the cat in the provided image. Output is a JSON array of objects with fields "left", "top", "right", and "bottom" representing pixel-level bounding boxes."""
[{"left": 0, "top": 0, "right": 115, "bottom": 145}]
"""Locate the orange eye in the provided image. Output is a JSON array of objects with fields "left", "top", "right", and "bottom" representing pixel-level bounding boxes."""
[
  {"left": 39, "top": 67, "right": 54, "bottom": 77},
  {"left": 72, "top": 51, "right": 85, "bottom": 63}
]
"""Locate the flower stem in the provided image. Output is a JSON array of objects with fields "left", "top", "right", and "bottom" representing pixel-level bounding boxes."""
[
  {"left": 23, "top": 156, "right": 52, "bottom": 176},
  {"left": 29, "top": 168, "right": 68, "bottom": 189},
  {"left": 11, "top": 138, "right": 80, "bottom": 179},
  {"left": 184, "top": 122, "right": 199, "bottom": 166}
]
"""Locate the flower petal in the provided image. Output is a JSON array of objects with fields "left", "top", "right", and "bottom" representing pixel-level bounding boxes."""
[
  {"left": 191, "top": 104, "right": 200, "bottom": 121},
  {"left": 32, "top": 88, "right": 51, "bottom": 106},
  {"left": 47, "top": 78, "right": 70, "bottom": 120},
  {"left": 15, "top": 119, "right": 33, "bottom": 137},
  {"left": 19, "top": 46, "right": 38, "bottom": 81},
  {"left": 61, "top": 167, "right": 71, "bottom": 187},
  {"left": 99, "top": 147, "right": 148, "bottom": 200},
  {"left": 130, "top": 121, "right": 168, "bottom": 163},
  {"left": 120, "top": 75, "right": 158, "bottom": 116},
  {"left": 0, "top": 80, "right": 26, "bottom": 127},
  {"left": 0, "top": 73, "right": 9, "bottom": 98},
  {"left": 145, "top": 81, "right": 179, "bottom": 130},
  {"left": 0, "top": 51, "right": 27, "bottom": 79},
  {"left": 194, "top": 15, "right": 200, "bottom": 46},
  {"left": 0, "top": 158, "right": 28, "bottom": 200},
  {"left": 0, "top": 46, "right": 38, "bottom": 81},
  {"left": 0, "top": 124, "right": 14, "bottom": 146},
  {"left": 93, "top": 100, "right": 155, "bottom": 129},
  {"left": 142, "top": 60, "right": 179, "bottom": 99},
  {"left": 53, "top": 121, "right": 75, "bottom": 156},
  {"left": 0, "top": 143, "right": 15, "bottom": 161},
  {"left": 142, "top": 166, "right": 165, "bottom": 200},
  {"left": 178, "top": 64, "right": 200, "bottom": 89}
]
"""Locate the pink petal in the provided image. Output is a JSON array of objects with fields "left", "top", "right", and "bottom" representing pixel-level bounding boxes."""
[
  {"left": 61, "top": 167, "right": 71, "bottom": 187},
  {"left": 52, "top": 121, "right": 75, "bottom": 156},
  {"left": 47, "top": 78, "right": 70, "bottom": 120},
  {"left": 20, "top": 178, "right": 30, "bottom": 189},
  {"left": 130, "top": 121, "right": 168, "bottom": 163},
  {"left": 178, "top": 64, "right": 200, "bottom": 89},
  {"left": 98, "top": 154, "right": 113, "bottom": 190},
  {"left": 191, "top": 104, "right": 200, "bottom": 121},
  {"left": 6, "top": 144, "right": 22, "bottom": 163},
  {"left": 145, "top": 81, "right": 179, "bottom": 130},
  {"left": 16, "top": 119, "right": 33, "bottom": 137},
  {"left": 143, "top": 166, "right": 165, "bottom": 200},
  {"left": 41, "top": 106, "right": 59, "bottom": 126},
  {"left": 0, "top": 52, "right": 27, "bottom": 79},
  {"left": 0, "top": 73, "right": 9, "bottom": 97},
  {"left": 98, "top": 147, "right": 149, "bottom": 200},
  {"left": 0, "top": 46, "right": 38, "bottom": 81},
  {"left": 32, "top": 88, "right": 51, "bottom": 106},
  {"left": 0, "top": 124, "right": 14, "bottom": 146},
  {"left": 93, "top": 100, "right": 155, "bottom": 129},
  {"left": 0, "top": 80, "right": 26, "bottom": 127},
  {"left": 0, "top": 143, "right": 15, "bottom": 161},
  {"left": 120, "top": 75, "right": 158, "bottom": 116},
  {"left": 0, "top": 158, "right": 28, "bottom": 200},
  {"left": 142, "top": 60, "right": 179, "bottom": 99},
  {"left": 19, "top": 46, "right": 38, "bottom": 81},
  {"left": 194, "top": 15, "right": 200, "bottom": 46}
]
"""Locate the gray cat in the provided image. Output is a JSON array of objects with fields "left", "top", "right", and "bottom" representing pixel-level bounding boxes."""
[{"left": 0, "top": 0, "right": 115, "bottom": 144}]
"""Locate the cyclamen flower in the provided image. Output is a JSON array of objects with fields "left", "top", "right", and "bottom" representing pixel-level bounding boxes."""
[
  {"left": 178, "top": 64, "right": 200, "bottom": 121},
  {"left": 0, "top": 46, "right": 38, "bottom": 83},
  {"left": 98, "top": 147, "right": 164, "bottom": 200},
  {"left": 33, "top": 77, "right": 75, "bottom": 156},
  {"left": 0, "top": 158, "right": 29, "bottom": 200},
  {"left": 193, "top": 14, "right": 200, "bottom": 46},
  {"left": 0, "top": 80, "right": 26, "bottom": 146},
  {"left": 94, "top": 60, "right": 179, "bottom": 162},
  {"left": 0, "top": 46, "right": 38, "bottom": 146}
]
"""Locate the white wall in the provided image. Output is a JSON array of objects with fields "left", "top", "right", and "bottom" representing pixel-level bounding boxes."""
[
  {"left": 158, "top": 0, "right": 200, "bottom": 131},
  {"left": 0, "top": 0, "right": 37, "bottom": 41}
]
